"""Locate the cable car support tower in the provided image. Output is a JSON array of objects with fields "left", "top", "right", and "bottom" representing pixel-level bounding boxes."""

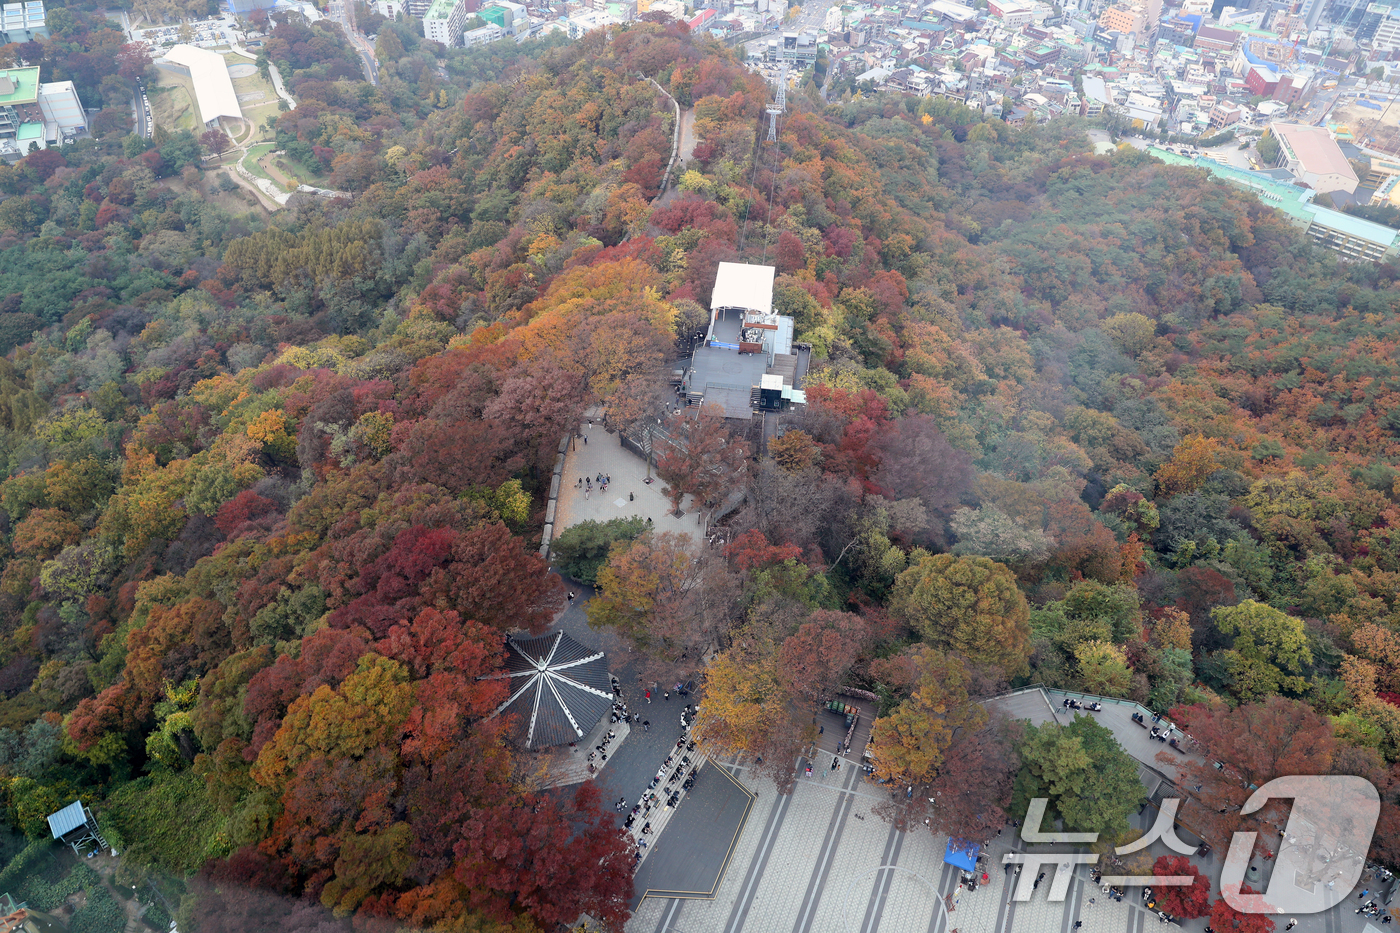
[{"left": 766, "top": 64, "right": 788, "bottom": 143}]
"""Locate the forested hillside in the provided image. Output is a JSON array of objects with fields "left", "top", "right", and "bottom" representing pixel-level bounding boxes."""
[{"left": 0, "top": 14, "right": 1398, "bottom": 933}]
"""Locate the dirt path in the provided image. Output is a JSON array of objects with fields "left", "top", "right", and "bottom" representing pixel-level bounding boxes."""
[
  {"left": 223, "top": 165, "right": 283, "bottom": 213},
  {"left": 260, "top": 153, "right": 295, "bottom": 189},
  {"left": 676, "top": 107, "right": 697, "bottom": 165}
]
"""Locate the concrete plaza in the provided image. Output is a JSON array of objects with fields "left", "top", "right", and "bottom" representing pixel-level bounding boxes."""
[
  {"left": 553, "top": 419, "right": 701, "bottom": 550},
  {"left": 627, "top": 763, "right": 1397, "bottom": 933}
]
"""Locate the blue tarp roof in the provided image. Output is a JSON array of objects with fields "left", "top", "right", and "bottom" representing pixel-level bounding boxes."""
[
  {"left": 944, "top": 838, "right": 981, "bottom": 871},
  {"left": 47, "top": 800, "right": 86, "bottom": 839}
]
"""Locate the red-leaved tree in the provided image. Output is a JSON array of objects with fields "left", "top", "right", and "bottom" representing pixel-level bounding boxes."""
[
  {"left": 1151, "top": 855, "right": 1212, "bottom": 918},
  {"left": 1207, "top": 888, "right": 1276, "bottom": 933}
]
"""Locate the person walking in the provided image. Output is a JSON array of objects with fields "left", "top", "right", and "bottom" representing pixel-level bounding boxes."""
[
  {"left": 645, "top": 690, "right": 651, "bottom": 703},
  {"left": 567, "top": 591, "right": 576, "bottom": 604},
  {"left": 1361, "top": 890, "right": 1371, "bottom": 900},
  {"left": 1285, "top": 920, "right": 1297, "bottom": 931},
  {"left": 663, "top": 691, "right": 669, "bottom": 701},
  {"left": 643, "top": 720, "right": 650, "bottom": 732}
]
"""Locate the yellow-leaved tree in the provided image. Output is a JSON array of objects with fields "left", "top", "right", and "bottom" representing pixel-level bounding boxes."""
[{"left": 867, "top": 646, "right": 986, "bottom": 786}]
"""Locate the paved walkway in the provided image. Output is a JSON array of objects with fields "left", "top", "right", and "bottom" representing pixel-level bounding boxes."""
[
  {"left": 677, "top": 108, "right": 697, "bottom": 165},
  {"left": 628, "top": 756, "right": 958, "bottom": 933},
  {"left": 625, "top": 756, "right": 1398, "bottom": 933},
  {"left": 554, "top": 421, "right": 701, "bottom": 550}
]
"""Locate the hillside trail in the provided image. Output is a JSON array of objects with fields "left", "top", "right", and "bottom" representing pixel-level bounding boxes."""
[{"left": 653, "top": 107, "right": 697, "bottom": 211}]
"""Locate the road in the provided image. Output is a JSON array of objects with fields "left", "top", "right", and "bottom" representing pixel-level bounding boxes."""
[
  {"left": 791, "top": 0, "right": 835, "bottom": 32},
  {"left": 132, "top": 87, "right": 150, "bottom": 139},
  {"left": 329, "top": 0, "right": 380, "bottom": 85}
]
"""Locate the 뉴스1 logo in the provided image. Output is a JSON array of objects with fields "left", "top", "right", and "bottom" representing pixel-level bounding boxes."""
[{"left": 1003, "top": 776, "right": 1380, "bottom": 914}]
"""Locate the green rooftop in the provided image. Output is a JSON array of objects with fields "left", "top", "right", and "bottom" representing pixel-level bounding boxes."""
[
  {"left": 16, "top": 122, "right": 42, "bottom": 140},
  {"left": 1148, "top": 146, "right": 1400, "bottom": 250},
  {"left": 425, "top": 0, "right": 459, "bottom": 19},
  {"left": 0, "top": 66, "right": 40, "bottom": 106},
  {"left": 479, "top": 6, "right": 507, "bottom": 25},
  {"left": 1148, "top": 146, "right": 1316, "bottom": 225},
  {"left": 1306, "top": 203, "right": 1400, "bottom": 248}
]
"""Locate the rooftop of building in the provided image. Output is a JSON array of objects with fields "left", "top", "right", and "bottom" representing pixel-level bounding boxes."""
[
  {"left": 1306, "top": 202, "right": 1400, "bottom": 248},
  {"left": 162, "top": 45, "right": 241, "bottom": 123},
  {"left": 425, "top": 0, "right": 460, "bottom": 18},
  {"left": 1271, "top": 121, "right": 1358, "bottom": 181},
  {"left": 709, "top": 262, "right": 775, "bottom": 313},
  {"left": 0, "top": 66, "right": 40, "bottom": 106}
]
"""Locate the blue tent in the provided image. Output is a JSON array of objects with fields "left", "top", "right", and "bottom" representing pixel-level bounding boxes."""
[{"left": 943, "top": 839, "right": 980, "bottom": 872}]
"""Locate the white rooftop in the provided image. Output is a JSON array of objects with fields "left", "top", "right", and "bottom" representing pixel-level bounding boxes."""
[
  {"left": 710, "top": 262, "right": 775, "bottom": 314},
  {"left": 163, "top": 44, "right": 241, "bottom": 124}
]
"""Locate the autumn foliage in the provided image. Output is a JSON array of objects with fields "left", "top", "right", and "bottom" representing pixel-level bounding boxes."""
[{"left": 0, "top": 13, "right": 1399, "bottom": 931}]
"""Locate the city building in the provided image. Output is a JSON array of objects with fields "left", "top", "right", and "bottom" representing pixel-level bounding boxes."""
[
  {"left": 1268, "top": 121, "right": 1358, "bottom": 195},
  {"left": 1271, "top": 73, "right": 1306, "bottom": 105},
  {"left": 0, "top": 66, "right": 83, "bottom": 157},
  {"left": 1373, "top": 8, "right": 1400, "bottom": 52},
  {"left": 927, "top": 0, "right": 979, "bottom": 23},
  {"left": 480, "top": 0, "right": 527, "bottom": 35},
  {"left": 1157, "top": 16, "right": 1196, "bottom": 46},
  {"left": 374, "top": 0, "right": 406, "bottom": 18},
  {"left": 463, "top": 22, "right": 504, "bottom": 45},
  {"left": 1097, "top": 4, "right": 1144, "bottom": 34},
  {"left": 1298, "top": 0, "right": 1326, "bottom": 29},
  {"left": 36, "top": 80, "right": 85, "bottom": 143},
  {"left": 161, "top": 45, "right": 242, "bottom": 128},
  {"left": 1304, "top": 209, "right": 1398, "bottom": 260},
  {"left": 423, "top": 0, "right": 468, "bottom": 47},
  {"left": 764, "top": 31, "right": 821, "bottom": 64},
  {"left": 989, "top": 0, "right": 1035, "bottom": 28},
  {"left": 1194, "top": 24, "right": 1240, "bottom": 52},
  {"left": 1208, "top": 99, "right": 1243, "bottom": 127},
  {"left": 566, "top": 8, "right": 623, "bottom": 37},
  {"left": 0, "top": 0, "right": 45, "bottom": 44},
  {"left": 1244, "top": 63, "right": 1278, "bottom": 96},
  {"left": 688, "top": 7, "right": 717, "bottom": 30},
  {"left": 1080, "top": 74, "right": 1113, "bottom": 115},
  {"left": 0, "top": 65, "right": 42, "bottom": 159},
  {"left": 646, "top": 0, "right": 685, "bottom": 18}
]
